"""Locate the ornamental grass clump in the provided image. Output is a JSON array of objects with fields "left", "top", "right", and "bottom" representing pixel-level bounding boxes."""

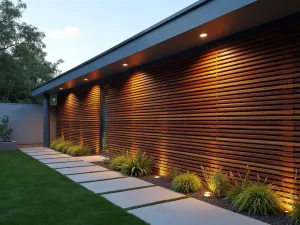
[
  {"left": 49, "top": 137, "right": 64, "bottom": 150},
  {"left": 166, "top": 166, "right": 181, "bottom": 181},
  {"left": 202, "top": 166, "right": 229, "bottom": 198},
  {"left": 67, "top": 144, "right": 91, "bottom": 156},
  {"left": 171, "top": 171, "right": 203, "bottom": 193},
  {"left": 120, "top": 150, "right": 154, "bottom": 177},
  {"left": 233, "top": 183, "right": 283, "bottom": 216},
  {"left": 110, "top": 152, "right": 130, "bottom": 171},
  {"left": 55, "top": 140, "right": 69, "bottom": 152},
  {"left": 226, "top": 166, "right": 251, "bottom": 201},
  {"left": 291, "top": 202, "right": 300, "bottom": 225},
  {"left": 61, "top": 141, "right": 73, "bottom": 153}
]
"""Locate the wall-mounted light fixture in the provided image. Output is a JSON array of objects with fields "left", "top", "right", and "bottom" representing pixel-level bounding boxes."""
[
  {"left": 199, "top": 33, "right": 207, "bottom": 38},
  {"left": 84, "top": 78, "right": 88, "bottom": 81},
  {"left": 123, "top": 63, "right": 128, "bottom": 67}
]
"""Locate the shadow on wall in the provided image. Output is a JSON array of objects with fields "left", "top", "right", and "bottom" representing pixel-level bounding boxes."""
[{"left": 0, "top": 103, "right": 56, "bottom": 145}]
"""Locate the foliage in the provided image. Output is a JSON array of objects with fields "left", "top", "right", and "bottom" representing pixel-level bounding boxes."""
[
  {"left": 120, "top": 150, "right": 154, "bottom": 177},
  {"left": 110, "top": 152, "right": 130, "bottom": 171},
  {"left": 49, "top": 137, "right": 64, "bottom": 150},
  {"left": 0, "top": 115, "right": 13, "bottom": 141},
  {"left": 0, "top": 0, "right": 63, "bottom": 103},
  {"left": 232, "top": 183, "right": 283, "bottom": 215},
  {"left": 166, "top": 166, "right": 181, "bottom": 181},
  {"left": 171, "top": 171, "right": 203, "bottom": 193},
  {"left": 61, "top": 140, "right": 73, "bottom": 153},
  {"left": 67, "top": 144, "right": 91, "bottom": 156},
  {"left": 291, "top": 202, "right": 300, "bottom": 225},
  {"left": 55, "top": 141, "right": 68, "bottom": 152},
  {"left": 226, "top": 166, "right": 251, "bottom": 201},
  {"left": 201, "top": 166, "right": 229, "bottom": 198}
]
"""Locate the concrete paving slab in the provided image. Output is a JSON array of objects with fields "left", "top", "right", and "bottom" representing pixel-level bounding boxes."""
[
  {"left": 47, "top": 161, "right": 93, "bottom": 169},
  {"left": 21, "top": 149, "right": 56, "bottom": 154},
  {"left": 77, "top": 155, "right": 105, "bottom": 162},
  {"left": 128, "top": 198, "right": 268, "bottom": 225},
  {"left": 32, "top": 154, "right": 71, "bottom": 160},
  {"left": 67, "top": 171, "right": 124, "bottom": 183},
  {"left": 56, "top": 165, "right": 108, "bottom": 175},
  {"left": 25, "top": 151, "right": 61, "bottom": 156},
  {"left": 20, "top": 148, "right": 52, "bottom": 152},
  {"left": 82, "top": 177, "right": 153, "bottom": 194},
  {"left": 102, "top": 186, "right": 184, "bottom": 209},
  {"left": 39, "top": 157, "right": 82, "bottom": 164}
]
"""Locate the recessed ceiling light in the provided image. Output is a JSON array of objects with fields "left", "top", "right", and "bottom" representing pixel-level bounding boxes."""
[
  {"left": 123, "top": 63, "right": 128, "bottom": 67},
  {"left": 84, "top": 78, "right": 88, "bottom": 81},
  {"left": 199, "top": 33, "right": 207, "bottom": 38},
  {"left": 59, "top": 88, "right": 63, "bottom": 90}
]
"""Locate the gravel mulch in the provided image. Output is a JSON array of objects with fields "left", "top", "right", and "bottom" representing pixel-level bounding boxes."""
[{"left": 92, "top": 161, "right": 291, "bottom": 225}]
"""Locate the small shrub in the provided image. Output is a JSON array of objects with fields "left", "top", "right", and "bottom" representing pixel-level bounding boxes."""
[
  {"left": 233, "top": 184, "right": 283, "bottom": 215},
  {"left": 0, "top": 115, "right": 13, "bottom": 141},
  {"left": 61, "top": 141, "right": 73, "bottom": 153},
  {"left": 291, "top": 203, "right": 300, "bottom": 225},
  {"left": 110, "top": 152, "right": 130, "bottom": 171},
  {"left": 171, "top": 171, "right": 203, "bottom": 193},
  {"left": 50, "top": 137, "right": 64, "bottom": 151},
  {"left": 166, "top": 166, "right": 181, "bottom": 181},
  {"left": 67, "top": 144, "right": 91, "bottom": 156},
  {"left": 55, "top": 141, "right": 69, "bottom": 152},
  {"left": 226, "top": 166, "right": 251, "bottom": 201},
  {"left": 202, "top": 166, "right": 229, "bottom": 198},
  {"left": 120, "top": 150, "right": 154, "bottom": 177}
]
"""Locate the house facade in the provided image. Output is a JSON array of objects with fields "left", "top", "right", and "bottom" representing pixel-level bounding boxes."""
[{"left": 33, "top": 0, "right": 300, "bottom": 195}]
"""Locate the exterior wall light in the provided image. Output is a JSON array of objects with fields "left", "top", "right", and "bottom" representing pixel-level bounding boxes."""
[
  {"left": 204, "top": 191, "right": 211, "bottom": 197},
  {"left": 123, "top": 63, "right": 128, "bottom": 67},
  {"left": 59, "top": 88, "right": 63, "bottom": 90},
  {"left": 84, "top": 78, "right": 88, "bottom": 81},
  {"left": 199, "top": 33, "right": 207, "bottom": 38}
]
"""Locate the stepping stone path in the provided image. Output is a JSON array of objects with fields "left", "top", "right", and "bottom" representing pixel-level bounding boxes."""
[
  {"left": 82, "top": 177, "right": 153, "bottom": 194},
  {"left": 20, "top": 148, "right": 269, "bottom": 225},
  {"left": 102, "top": 186, "right": 185, "bottom": 209},
  {"left": 56, "top": 165, "right": 108, "bottom": 175}
]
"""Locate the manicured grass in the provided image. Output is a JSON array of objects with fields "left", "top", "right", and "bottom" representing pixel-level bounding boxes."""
[{"left": 0, "top": 151, "right": 148, "bottom": 225}]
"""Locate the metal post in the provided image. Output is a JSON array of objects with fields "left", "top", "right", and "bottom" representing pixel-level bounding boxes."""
[{"left": 43, "top": 93, "right": 50, "bottom": 147}]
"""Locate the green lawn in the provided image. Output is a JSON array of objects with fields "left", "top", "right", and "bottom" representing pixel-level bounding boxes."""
[{"left": 0, "top": 150, "right": 148, "bottom": 225}]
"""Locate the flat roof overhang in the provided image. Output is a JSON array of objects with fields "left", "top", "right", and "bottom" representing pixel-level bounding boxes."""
[{"left": 32, "top": 0, "right": 300, "bottom": 96}]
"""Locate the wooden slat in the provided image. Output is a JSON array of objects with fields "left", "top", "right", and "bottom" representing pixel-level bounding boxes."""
[
  {"left": 104, "top": 21, "right": 300, "bottom": 194},
  {"left": 57, "top": 85, "right": 100, "bottom": 154}
]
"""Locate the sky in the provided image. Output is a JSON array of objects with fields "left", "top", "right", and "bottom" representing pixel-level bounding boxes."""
[{"left": 21, "top": 0, "right": 197, "bottom": 73}]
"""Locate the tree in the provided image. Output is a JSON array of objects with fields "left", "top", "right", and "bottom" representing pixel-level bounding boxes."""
[{"left": 0, "top": 0, "right": 63, "bottom": 103}]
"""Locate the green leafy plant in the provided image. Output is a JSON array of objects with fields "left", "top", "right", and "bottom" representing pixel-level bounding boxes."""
[
  {"left": 61, "top": 141, "right": 73, "bottom": 153},
  {"left": 233, "top": 183, "right": 283, "bottom": 215},
  {"left": 55, "top": 141, "right": 68, "bottom": 152},
  {"left": 202, "top": 166, "right": 229, "bottom": 198},
  {"left": 166, "top": 166, "right": 181, "bottom": 181},
  {"left": 0, "top": 115, "right": 13, "bottom": 142},
  {"left": 67, "top": 144, "right": 91, "bottom": 156},
  {"left": 291, "top": 201, "right": 300, "bottom": 225},
  {"left": 171, "top": 171, "right": 203, "bottom": 193},
  {"left": 226, "top": 166, "right": 251, "bottom": 201},
  {"left": 110, "top": 152, "right": 130, "bottom": 171},
  {"left": 120, "top": 150, "right": 154, "bottom": 177},
  {"left": 49, "top": 137, "right": 64, "bottom": 150}
]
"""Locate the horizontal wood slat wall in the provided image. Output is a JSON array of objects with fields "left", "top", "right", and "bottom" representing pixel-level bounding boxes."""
[
  {"left": 57, "top": 85, "right": 100, "bottom": 154},
  {"left": 104, "top": 20, "right": 300, "bottom": 194}
]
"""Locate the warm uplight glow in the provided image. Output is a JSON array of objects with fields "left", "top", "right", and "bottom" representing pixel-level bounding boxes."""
[
  {"left": 123, "top": 63, "right": 128, "bottom": 67},
  {"left": 204, "top": 191, "right": 211, "bottom": 197},
  {"left": 285, "top": 210, "right": 289, "bottom": 214},
  {"left": 84, "top": 78, "right": 88, "bottom": 81},
  {"left": 199, "top": 33, "right": 207, "bottom": 38},
  {"left": 155, "top": 175, "right": 160, "bottom": 179}
]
